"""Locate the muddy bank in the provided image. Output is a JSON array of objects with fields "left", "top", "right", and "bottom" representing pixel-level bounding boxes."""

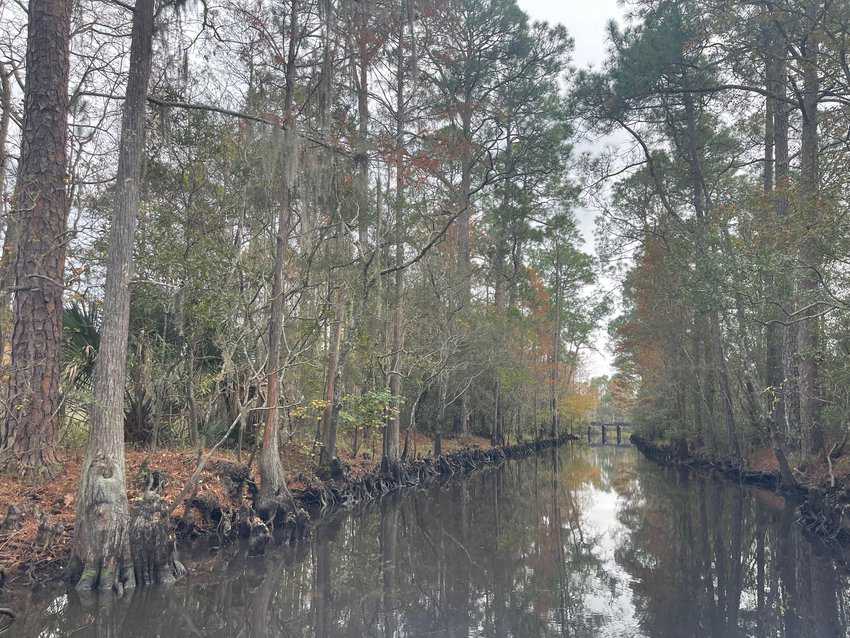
[
  {"left": 1, "top": 434, "right": 575, "bottom": 593},
  {"left": 181, "top": 434, "right": 577, "bottom": 554},
  {"left": 630, "top": 433, "right": 850, "bottom": 550}
]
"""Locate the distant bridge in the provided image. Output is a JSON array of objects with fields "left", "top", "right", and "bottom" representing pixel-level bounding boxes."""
[{"left": 586, "top": 421, "right": 633, "bottom": 445}]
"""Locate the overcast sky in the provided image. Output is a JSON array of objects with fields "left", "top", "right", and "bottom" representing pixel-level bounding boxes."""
[
  {"left": 519, "top": 0, "right": 623, "bottom": 68},
  {"left": 518, "top": 0, "right": 627, "bottom": 378}
]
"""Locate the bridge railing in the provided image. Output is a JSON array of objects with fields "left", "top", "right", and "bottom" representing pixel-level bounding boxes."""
[{"left": 584, "top": 422, "right": 632, "bottom": 445}]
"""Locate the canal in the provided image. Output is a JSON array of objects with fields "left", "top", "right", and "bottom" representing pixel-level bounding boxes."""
[{"left": 11, "top": 443, "right": 850, "bottom": 636}]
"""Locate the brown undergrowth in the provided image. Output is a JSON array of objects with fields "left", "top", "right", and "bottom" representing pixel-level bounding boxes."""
[{"left": 0, "top": 432, "right": 493, "bottom": 589}]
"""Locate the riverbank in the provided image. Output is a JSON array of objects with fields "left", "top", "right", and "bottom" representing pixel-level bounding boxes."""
[
  {"left": 630, "top": 433, "right": 850, "bottom": 549},
  {"left": 0, "top": 432, "right": 575, "bottom": 591}
]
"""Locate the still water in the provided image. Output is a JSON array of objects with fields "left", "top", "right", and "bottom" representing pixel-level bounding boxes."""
[{"left": 12, "top": 443, "right": 850, "bottom": 637}]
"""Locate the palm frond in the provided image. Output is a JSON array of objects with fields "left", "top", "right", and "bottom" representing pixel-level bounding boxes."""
[{"left": 62, "top": 302, "right": 101, "bottom": 392}]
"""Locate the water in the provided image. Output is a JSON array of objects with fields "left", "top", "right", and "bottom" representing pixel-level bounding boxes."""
[{"left": 10, "top": 443, "right": 850, "bottom": 637}]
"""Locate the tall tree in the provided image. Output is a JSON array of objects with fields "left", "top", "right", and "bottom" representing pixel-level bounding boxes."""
[
  {"left": 383, "top": 0, "right": 412, "bottom": 469},
  {"left": 68, "top": 0, "right": 175, "bottom": 592},
  {"left": 2, "top": 0, "right": 73, "bottom": 476},
  {"left": 256, "top": 0, "right": 300, "bottom": 519},
  {"left": 796, "top": 0, "right": 824, "bottom": 456}
]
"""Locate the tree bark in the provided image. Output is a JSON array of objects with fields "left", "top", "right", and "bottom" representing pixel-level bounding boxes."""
[
  {"left": 354, "top": 0, "right": 370, "bottom": 254},
  {"left": 319, "top": 287, "right": 345, "bottom": 467},
  {"left": 550, "top": 244, "right": 561, "bottom": 438},
  {"left": 2, "top": 0, "right": 72, "bottom": 476},
  {"left": 765, "top": 20, "right": 790, "bottom": 439},
  {"left": 69, "top": 0, "right": 183, "bottom": 592},
  {"left": 383, "top": 0, "right": 409, "bottom": 469},
  {"left": 796, "top": 0, "right": 824, "bottom": 457},
  {"left": 0, "top": 64, "right": 16, "bottom": 414},
  {"left": 0, "top": 65, "right": 9, "bottom": 226},
  {"left": 257, "top": 0, "right": 300, "bottom": 520}
]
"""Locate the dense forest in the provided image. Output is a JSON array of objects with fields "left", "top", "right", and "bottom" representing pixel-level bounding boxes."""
[
  {"left": 584, "top": 0, "right": 850, "bottom": 486},
  {"left": 0, "top": 0, "right": 611, "bottom": 591},
  {"left": 1, "top": 0, "right": 849, "bottom": 597}
]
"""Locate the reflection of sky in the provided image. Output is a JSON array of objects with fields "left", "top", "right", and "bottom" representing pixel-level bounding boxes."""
[
  {"left": 517, "top": 0, "right": 632, "bottom": 378},
  {"left": 575, "top": 451, "right": 645, "bottom": 638}
]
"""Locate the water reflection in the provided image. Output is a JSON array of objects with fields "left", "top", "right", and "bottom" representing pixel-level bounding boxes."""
[{"left": 13, "top": 444, "right": 850, "bottom": 637}]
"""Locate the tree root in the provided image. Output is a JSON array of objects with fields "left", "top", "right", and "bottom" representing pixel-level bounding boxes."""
[
  {"left": 68, "top": 491, "right": 185, "bottom": 594},
  {"left": 68, "top": 554, "right": 137, "bottom": 596},
  {"left": 169, "top": 435, "right": 574, "bottom": 567},
  {"left": 129, "top": 491, "right": 186, "bottom": 586}
]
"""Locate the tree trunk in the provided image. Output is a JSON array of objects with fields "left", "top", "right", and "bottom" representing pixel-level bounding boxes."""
[
  {"left": 257, "top": 0, "right": 299, "bottom": 520},
  {"left": 320, "top": 287, "right": 345, "bottom": 467},
  {"left": 69, "top": 0, "right": 183, "bottom": 592},
  {"left": 0, "top": 63, "right": 11, "bottom": 354},
  {"left": 0, "top": 65, "right": 16, "bottom": 425},
  {"left": 493, "top": 376, "right": 500, "bottom": 446},
  {"left": 762, "top": 21, "right": 796, "bottom": 483},
  {"left": 550, "top": 245, "right": 561, "bottom": 439},
  {"left": 354, "top": 0, "right": 370, "bottom": 255},
  {"left": 494, "top": 121, "right": 513, "bottom": 311},
  {"left": 2, "top": 0, "right": 73, "bottom": 477},
  {"left": 453, "top": 104, "right": 473, "bottom": 438},
  {"left": 457, "top": 107, "right": 473, "bottom": 306},
  {"left": 383, "top": 0, "right": 408, "bottom": 470},
  {"left": 796, "top": 0, "right": 824, "bottom": 457},
  {"left": 0, "top": 65, "right": 9, "bottom": 227}
]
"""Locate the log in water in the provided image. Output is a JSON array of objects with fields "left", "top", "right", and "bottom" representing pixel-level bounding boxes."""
[{"left": 10, "top": 443, "right": 850, "bottom": 637}]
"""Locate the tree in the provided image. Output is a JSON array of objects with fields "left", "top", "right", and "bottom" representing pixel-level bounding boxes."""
[
  {"left": 2, "top": 0, "right": 73, "bottom": 477},
  {"left": 256, "top": 0, "right": 300, "bottom": 520},
  {"left": 68, "top": 0, "right": 185, "bottom": 592}
]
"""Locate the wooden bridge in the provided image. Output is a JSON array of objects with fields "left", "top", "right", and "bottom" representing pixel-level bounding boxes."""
[{"left": 586, "top": 421, "right": 633, "bottom": 446}]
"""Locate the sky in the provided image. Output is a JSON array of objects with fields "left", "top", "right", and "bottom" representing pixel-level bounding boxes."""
[{"left": 519, "top": 0, "right": 628, "bottom": 378}]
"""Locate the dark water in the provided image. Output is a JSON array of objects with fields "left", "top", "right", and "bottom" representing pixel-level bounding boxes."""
[{"left": 10, "top": 444, "right": 850, "bottom": 637}]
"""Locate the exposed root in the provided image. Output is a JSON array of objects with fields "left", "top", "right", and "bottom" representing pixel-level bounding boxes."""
[
  {"left": 631, "top": 433, "right": 850, "bottom": 552},
  {"left": 129, "top": 491, "right": 185, "bottom": 586},
  {"left": 248, "top": 516, "right": 271, "bottom": 555},
  {"left": 67, "top": 552, "right": 136, "bottom": 597}
]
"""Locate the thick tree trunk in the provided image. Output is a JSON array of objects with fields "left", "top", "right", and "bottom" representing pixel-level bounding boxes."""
[
  {"left": 493, "top": 124, "right": 513, "bottom": 311},
  {"left": 69, "top": 0, "right": 183, "bottom": 592},
  {"left": 453, "top": 105, "right": 473, "bottom": 438},
  {"left": 493, "top": 376, "right": 501, "bottom": 446},
  {"left": 682, "top": 89, "right": 738, "bottom": 459},
  {"left": 2, "top": 0, "right": 72, "bottom": 477},
  {"left": 257, "top": 149, "right": 294, "bottom": 517}
]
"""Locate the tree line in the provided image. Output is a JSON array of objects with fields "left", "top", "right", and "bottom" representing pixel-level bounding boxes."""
[
  {"left": 581, "top": 0, "right": 850, "bottom": 482},
  {"left": 0, "top": 0, "right": 605, "bottom": 591}
]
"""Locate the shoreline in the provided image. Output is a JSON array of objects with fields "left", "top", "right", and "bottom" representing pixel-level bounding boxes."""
[
  {"left": 630, "top": 433, "right": 850, "bottom": 553},
  {"left": 1, "top": 433, "right": 577, "bottom": 595}
]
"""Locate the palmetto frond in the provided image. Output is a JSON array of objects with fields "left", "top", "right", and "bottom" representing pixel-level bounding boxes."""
[{"left": 62, "top": 302, "right": 101, "bottom": 392}]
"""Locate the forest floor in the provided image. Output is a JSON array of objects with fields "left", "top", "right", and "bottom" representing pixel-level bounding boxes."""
[
  {"left": 0, "top": 431, "right": 492, "bottom": 590},
  {"left": 631, "top": 434, "right": 850, "bottom": 552}
]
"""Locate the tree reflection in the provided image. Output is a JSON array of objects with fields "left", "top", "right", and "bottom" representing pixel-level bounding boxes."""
[{"left": 16, "top": 445, "right": 850, "bottom": 637}]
